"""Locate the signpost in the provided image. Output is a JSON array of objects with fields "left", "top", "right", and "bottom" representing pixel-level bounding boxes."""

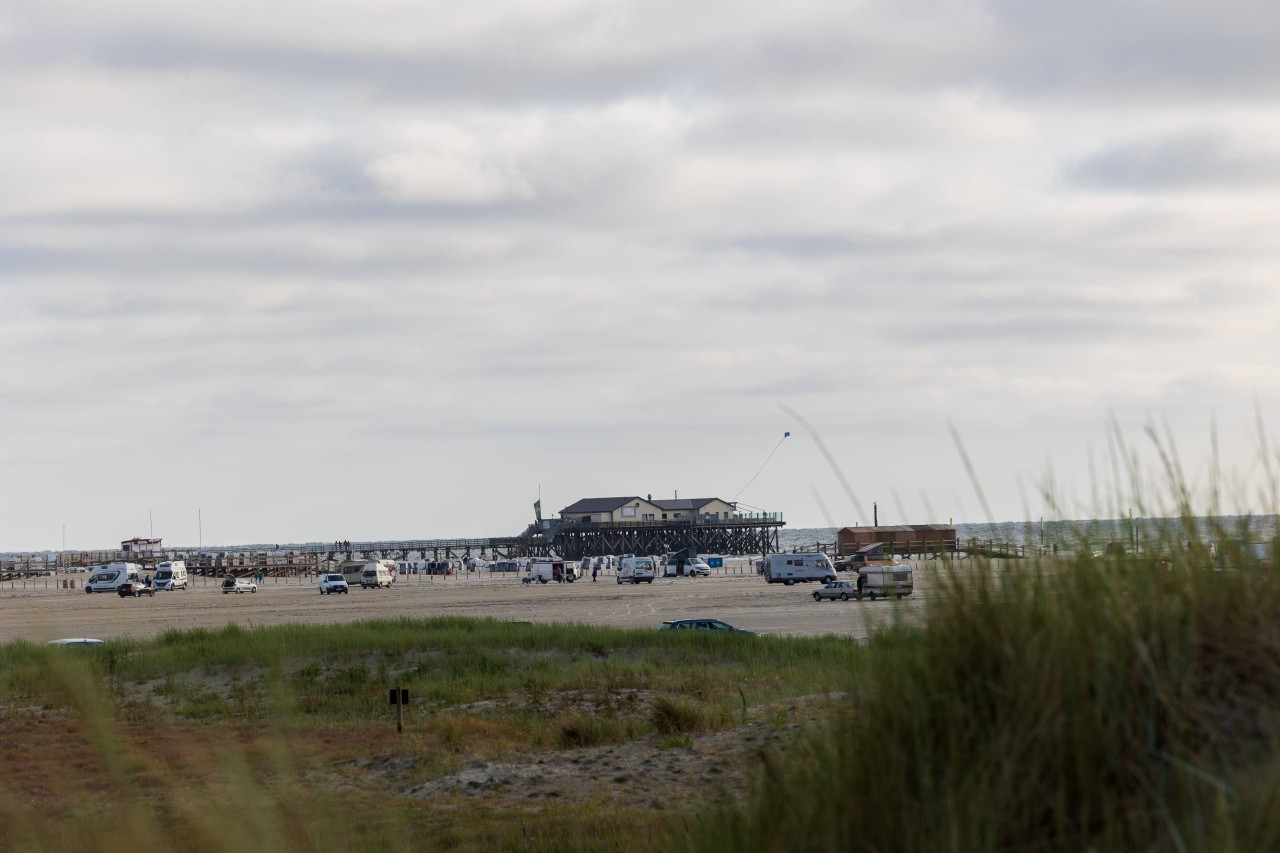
[{"left": 389, "top": 687, "right": 409, "bottom": 733}]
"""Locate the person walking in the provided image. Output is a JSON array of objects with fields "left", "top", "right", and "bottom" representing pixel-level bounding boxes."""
[{"left": 592, "top": 564, "right": 598, "bottom": 582}]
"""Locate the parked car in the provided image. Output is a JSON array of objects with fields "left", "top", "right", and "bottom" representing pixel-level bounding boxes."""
[
  {"left": 659, "top": 619, "right": 757, "bottom": 636},
  {"left": 118, "top": 580, "right": 155, "bottom": 598},
  {"left": 319, "top": 574, "right": 349, "bottom": 594},
  {"left": 812, "top": 579, "right": 859, "bottom": 601},
  {"left": 221, "top": 577, "right": 258, "bottom": 594}
]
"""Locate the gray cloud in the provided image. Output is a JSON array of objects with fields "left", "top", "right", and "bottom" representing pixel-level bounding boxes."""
[
  {"left": 3, "top": 0, "right": 1280, "bottom": 548},
  {"left": 1065, "top": 132, "right": 1280, "bottom": 191}
]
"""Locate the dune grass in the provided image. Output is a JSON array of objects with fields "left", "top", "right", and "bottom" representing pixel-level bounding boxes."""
[
  {"left": 10, "top": 490, "right": 1280, "bottom": 851},
  {"left": 0, "top": 618, "right": 862, "bottom": 852},
  {"left": 688, "top": 528, "right": 1280, "bottom": 851}
]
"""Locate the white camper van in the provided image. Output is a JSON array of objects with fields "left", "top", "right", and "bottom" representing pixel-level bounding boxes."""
[
  {"left": 663, "top": 554, "right": 711, "bottom": 577},
  {"left": 528, "top": 560, "right": 577, "bottom": 583},
  {"left": 340, "top": 559, "right": 396, "bottom": 587},
  {"left": 856, "top": 563, "right": 914, "bottom": 598},
  {"left": 153, "top": 560, "right": 189, "bottom": 591},
  {"left": 617, "top": 554, "right": 656, "bottom": 585},
  {"left": 762, "top": 553, "right": 837, "bottom": 586},
  {"left": 361, "top": 563, "right": 394, "bottom": 588},
  {"left": 84, "top": 563, "right": 141, "bottom": 593}
]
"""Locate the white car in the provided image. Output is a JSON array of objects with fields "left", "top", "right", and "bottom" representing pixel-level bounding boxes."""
[
  {"left": 319, "top": 574, "right": 349, "bottom": 594},
  {"left": 221, "top": 577, "right": 258, "bottom": 594}
]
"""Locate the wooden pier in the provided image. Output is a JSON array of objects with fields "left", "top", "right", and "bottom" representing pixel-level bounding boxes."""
[
  {"left": 544, "top": 515, "right": 783, "bottom": 561},
  {"left": 4, "top": 515, "right": 786, "bottom": 579}
]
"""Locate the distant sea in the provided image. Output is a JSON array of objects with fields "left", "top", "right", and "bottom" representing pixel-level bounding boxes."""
[{"left": 779, "top": 515, "right": 1280, "bottom": 551}]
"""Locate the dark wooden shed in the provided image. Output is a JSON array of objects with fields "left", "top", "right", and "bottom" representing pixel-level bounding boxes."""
[{"left": 837, "top": 524, "right": 957, "bottom": 557}]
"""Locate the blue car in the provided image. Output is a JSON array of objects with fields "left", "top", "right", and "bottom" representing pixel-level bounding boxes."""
[{"left": 659, "top": 619, "right": 757, "bottom": 636}]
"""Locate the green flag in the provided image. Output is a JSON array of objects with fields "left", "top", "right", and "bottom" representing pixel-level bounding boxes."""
[{"left": 534, "top": 499, "right": 542, "bottom": 524}]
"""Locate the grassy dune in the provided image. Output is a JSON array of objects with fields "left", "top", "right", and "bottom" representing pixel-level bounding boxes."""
[
  {"left": 692, "top": 536, "right": 1280, "bottom": 852},
  {"left": 7, "top": 521, "right": 1280, "bottom": 851},
  {"left": 0, "top": 618, "right": 861, "bottom": 852}
]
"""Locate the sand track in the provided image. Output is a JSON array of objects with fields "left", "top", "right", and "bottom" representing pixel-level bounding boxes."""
[{"left": 0, "top": 568, "right": 936, "bottom": 643}]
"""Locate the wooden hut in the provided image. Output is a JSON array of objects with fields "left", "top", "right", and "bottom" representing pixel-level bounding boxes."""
[{"left": 837, "top": 524, "right": 957, "bottom": 557}]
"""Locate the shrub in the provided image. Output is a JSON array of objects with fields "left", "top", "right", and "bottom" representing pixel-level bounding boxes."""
[{"left": 651, "top": 695, "right": 706, "bottom": 735}]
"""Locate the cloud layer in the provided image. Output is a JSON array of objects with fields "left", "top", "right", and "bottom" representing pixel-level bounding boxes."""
[{"left": 3, "top": 0, "right": 1279, "bottom": 548}]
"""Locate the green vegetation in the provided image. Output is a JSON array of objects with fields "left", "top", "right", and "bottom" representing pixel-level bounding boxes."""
[
  {"left": 7, "top": 512, "right": 1280, "bottom": 850},
  {"left": 0, "top": 617, "right": 859, "bottom": 852},
  {"left": 692, "top": 534, "right": 1280, "bottom": 851}
]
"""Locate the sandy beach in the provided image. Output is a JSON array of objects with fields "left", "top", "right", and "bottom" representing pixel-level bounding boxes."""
[{"left": 0, "top": 565, "right": 936, "bottom": 643}]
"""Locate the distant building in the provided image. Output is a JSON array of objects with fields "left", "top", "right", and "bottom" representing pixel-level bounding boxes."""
[
  {"left": 560, "top": 496, "right": 738, "bottom": 524},
  {"left": 837, "top": 525, "right": 956, "bottom": 556},
  {"left": 651, "top": 498, "right": 737, "bottom": 522},
  {"left": 121, "top": 537, "right": 163, "bottom": 554}
]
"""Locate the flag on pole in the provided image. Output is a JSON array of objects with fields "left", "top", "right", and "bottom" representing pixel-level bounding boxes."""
[
  {"left": 534, "top": 499, "right": 542, "bottom": 524},
  {"left": 784, "top": 431, "right": 790, "bottom": 437}
]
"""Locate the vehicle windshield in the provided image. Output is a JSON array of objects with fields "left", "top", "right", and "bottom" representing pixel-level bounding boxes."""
[
  {"left": 156, "top": 570, "right": 172, "bottom": 578},
  {"left": 325, "top": 575, "right": 343, "bottom": 581},
  {"left": 635, "top": 559, "right": 653, "bottom": 570}
]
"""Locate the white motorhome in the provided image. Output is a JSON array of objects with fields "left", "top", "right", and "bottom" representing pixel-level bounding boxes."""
[
  {"left": 856, "top": 562, "right": 914, "bottom": 598},
  {"left": 84, "top": 563, "right": 141, "bottom": 593},
  {"left": 617, "top": 554, "right": 656, "bottom": 585},
  {"left": 361, "top": 562, "right": 394, "bottom": 589},
  {"left": 762, "top": 553, "right": 837, "bottom": 586},
  {"left": 153, "top": 560, "right": 189, "bottom": 591},
  {"left": 341, "top": 559, "right": 396, "bottom": 586}
]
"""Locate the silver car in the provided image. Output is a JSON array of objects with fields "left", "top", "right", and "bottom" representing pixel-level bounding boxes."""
[
  {"left": 812, "top": 580, "right": 860, "bottom": 602},
  {"left": 222, "top": 577, "right": 258, "bottom": 594}
]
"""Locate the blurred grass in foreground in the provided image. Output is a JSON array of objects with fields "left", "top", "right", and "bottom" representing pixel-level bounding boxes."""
[
  {"left": 690, "top": 524, "right": 1280, "bottom": 851},
  {"left": 0, "top": 619, "right": 861, "bottom": 852}
]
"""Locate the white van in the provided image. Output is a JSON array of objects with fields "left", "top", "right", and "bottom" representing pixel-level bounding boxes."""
[
  {"left": 617, "top": 554, "right": 656, "bottom": 585},
  {"left": 341, "top": 559, "right": 396, "bottom": 587},
  {"left": 762, "top": 553, "right": 837, "bottom": 586},
  {"left": 856, "top": 562, "right": 914, "bottom": 598},
  {"left": 664, "top": 554, "right": 711, "bottom": 577},
  {"left": 153, "top": 560, "right": 189, "bottom": 591},
  {"left": 528, "top": 560, "right": 577, "bottom": 583},
  {"left": 361, "top": 563, "right": 394, "bottom": 589},
  {"left": 85, "top": 563, "right": 141, "bottom": 593}
]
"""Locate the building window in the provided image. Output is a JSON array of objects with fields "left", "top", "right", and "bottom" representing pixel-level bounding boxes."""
[
  {"left": 642, "top": 514, "right": 655, "bottom": 521},
  {"left": 661, "top": 513, "right": 667, "bottom": 520}
]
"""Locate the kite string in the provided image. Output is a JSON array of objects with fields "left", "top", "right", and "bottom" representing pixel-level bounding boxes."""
[{"left": 734, "top": 434, "right": 789, "bottom": 501}]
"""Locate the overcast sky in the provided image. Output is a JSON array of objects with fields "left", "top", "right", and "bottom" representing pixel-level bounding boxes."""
[{"left": 4, "top": 0, "right": 1279, "bottom": 550}]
